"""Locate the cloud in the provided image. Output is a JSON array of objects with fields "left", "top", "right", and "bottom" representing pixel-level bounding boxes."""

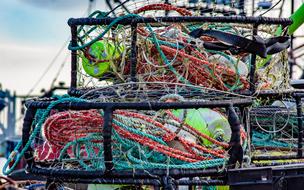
[
  {"left": 0, "top": 42, "right": 70, "bottom": 95},
  {"left": 19, "top": 0, "right": 108, "bottom": 11},
  {"left": 20, "top": 0, "right": 92, "bottom": 10},
  {"left": 0, "top": 0, "right": 90, "bottom": 94}
]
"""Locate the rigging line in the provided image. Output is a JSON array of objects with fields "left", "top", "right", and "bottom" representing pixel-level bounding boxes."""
[
  {"left": 87, "top": 0, "right": 96, "bottom": 15},
  {"left": 111, "top": 0, "right": 131, "bottom": 14},
  {"left": 25, "top": 1, "right": 94, "bottom": 98},
  {"left": 278, "top": 0, "right": 285, "bottom": 18},
  {"left": 50, "top": 53, "right": 70, "bottom": 89},
  {"left": 105, "top": 0, "right": 131, "bottom": 17},
  {"left": 294, "top": 44, "right": 304, "bottom": 52},
  {"left": 105, "top": 0, "right": 117, "bottom": 17},
  {"left": 25, "top": 39, "right": 69, "bottom": 98},
  {"left": 259, "top": 0, "right": 283, "bottom": 16},
  {"left": 294, "top": 52, "right": 304, "bottom": 59}
]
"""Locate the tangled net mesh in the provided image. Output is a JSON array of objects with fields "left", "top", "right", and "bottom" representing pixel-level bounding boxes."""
[
  {"left": 108, "top": 0, "right": 245, "bottom": 16},
  {"left": 249, "top": 95, "right": 304, "bottom": 166},
  {"left": 255, "top": 24, "right": 290, "bottom": 92},
  {"left": 74, "top": 3, "right": 291, "bottom": 93},
  {"left": 78, "top": 82, "right": 250, "bottom": 101},
  {"left": 29, "top": 83, "right": 249, "bottom": 171}
]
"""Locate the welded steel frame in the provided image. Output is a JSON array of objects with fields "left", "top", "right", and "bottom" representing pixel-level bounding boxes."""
[
  {"left": 38, "top": 14, "right": 304, "bottom": 189},
  {"left": 250, "top": 91, "right": 304, "bottom": 161},
  {"left": 22, "top": 97, "right": 252, "bottom": 189},
  {"left": 67, "top": 15, "right": 292, "bottom": 94}
]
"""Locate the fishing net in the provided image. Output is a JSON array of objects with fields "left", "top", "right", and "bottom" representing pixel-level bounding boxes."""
[
  {"left": 107, "top": 0, "right": 245, "bottom": 16},
  {"left": 70, "top": 2, "right": 291, "bottom": 94},
  {"left": 254, "top": 24, "right": 290, "bottom": 92},
  {"left": 34, "top": 110, "right": 227, "bottom": 171},
  {"left": 15, "top": 83, "right": 250, "bottom": 174},
  {"left": 249, "top": 95, "right": 304, "bottom": 166}
]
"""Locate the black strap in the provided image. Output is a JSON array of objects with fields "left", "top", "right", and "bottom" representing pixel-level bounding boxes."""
[
  {"left": 189, "top": 29, "right": 290, "bottom": 58},
  {"left": 265, "top": 36, "right": 290, "bottom": 55}
]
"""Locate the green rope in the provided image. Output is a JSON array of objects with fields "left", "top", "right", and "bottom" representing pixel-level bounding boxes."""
[
  {"left": 56, "top": 109, "right": 226, "bottom": 171},
  {"left": 2, "top": 96, "right": 87, "bottom": 175},
  {"left": 69, "top": 14, "right": 141, "bottom": 51},
  {"left": 252, "top": 130, "right": 296, "bottom": 148}
]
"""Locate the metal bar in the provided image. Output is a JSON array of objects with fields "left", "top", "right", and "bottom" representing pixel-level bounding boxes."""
[
  {"left": 69, "top": 86, "right": 246, "bottom": 97},
  {"left": 25, "top": 99, "right": 252, "bottom": 110},
  {"left": 293, "top": 92, "right": 304, "bottom": 97},
  {"left": 240, "top": 106, "right": 251, "bottom": 150},
  {"left": 294, "top": 43, "right": 304, "bottom": 51},
  {"left": 105, "top": 0, "right": 117, "bottom": 17},
  {"left": 253, "top": 146, "right": 298, "bottom": 152},
  {"left": 67, "top": 16, "right": 293, "bottom": 26},
  {"left": 28, "top": 165, "right": 224, "bottom": 179},
  {"left": 291, "top": 0, "right": 295, "bottom": 21},
  {"left": 22, "top": 108, "right": 37, "bottom": 166},
  {"left": 295, "top": 95, "right": 303, "bottom": 158},
  {"left": 249, "top": 24, "right": 258, "bottom": 94},
  {"left": 294, "top": 52, "right": 304, "bottom": 59},
  {"left": 252, "top": 155, "right": 299, "bottom": 161},
  {"left": 188, "top": 177, "right": 193, "bottom": 190},
  {"left": 103, "top": 107, "right": 114, "bottom": 172},
  {"left": 253, "top": 90, "right": 304, "bottom": 98},
  {"left": 130, "top": 22, "right": 137, "bottom": 82},
  {"left": 289, "top": 0, "right": 295, "bottom": 78},
  {"left": 227, "top": 105, "right": 242, "bottom": 168},
  {"left": 71, "top": 25, "right": 78, "bottom": 88}
]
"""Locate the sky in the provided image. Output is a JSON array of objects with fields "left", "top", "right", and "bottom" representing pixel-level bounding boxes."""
[{"left": 0, "top": 0, "right": 108, "bottom": 95}]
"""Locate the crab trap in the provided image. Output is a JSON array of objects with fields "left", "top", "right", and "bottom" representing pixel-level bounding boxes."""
[
  {"left": 4, "top": 1, "right": 304, "bottom": 190},
  {"left": 11, "top": 83, "right": 251, "bottom": 189},
  {"left": 67, "top": 2, "right": 292, "bottom": 95},
  {"left": 249, "top": 92, "right": 304, "bottom": 164}
]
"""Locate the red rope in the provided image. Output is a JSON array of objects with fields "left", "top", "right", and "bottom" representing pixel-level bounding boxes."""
[
  {"left": 115, "top": 110, "right": 177, "bottom": 142},
  {"left": 159, "top": 45, "right": 249, "bottom": 90},
  {"left": 44, "top": 110, "right": 103, "bottom": 147},
  {"left": 134, "top": 3, "right": 192, "bottom": 16},
  {"left": 43, "top": 110, "right": 227, "bottom": 162}
]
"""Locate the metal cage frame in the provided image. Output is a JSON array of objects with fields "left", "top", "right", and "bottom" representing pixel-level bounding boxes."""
[
  {"left": 19, "top": 13, "right": 304, "bottom": 190},
  {"left": 22, "top": 97, "right": 251, "bottom": 189}
]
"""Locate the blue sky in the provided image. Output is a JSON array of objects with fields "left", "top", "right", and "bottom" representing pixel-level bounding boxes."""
[
  {"left": 1, "top": 2, "right": 51, "bottom": 44},
  {"left": 0, "top": 0, "right": 78, "bottom": 45}
]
